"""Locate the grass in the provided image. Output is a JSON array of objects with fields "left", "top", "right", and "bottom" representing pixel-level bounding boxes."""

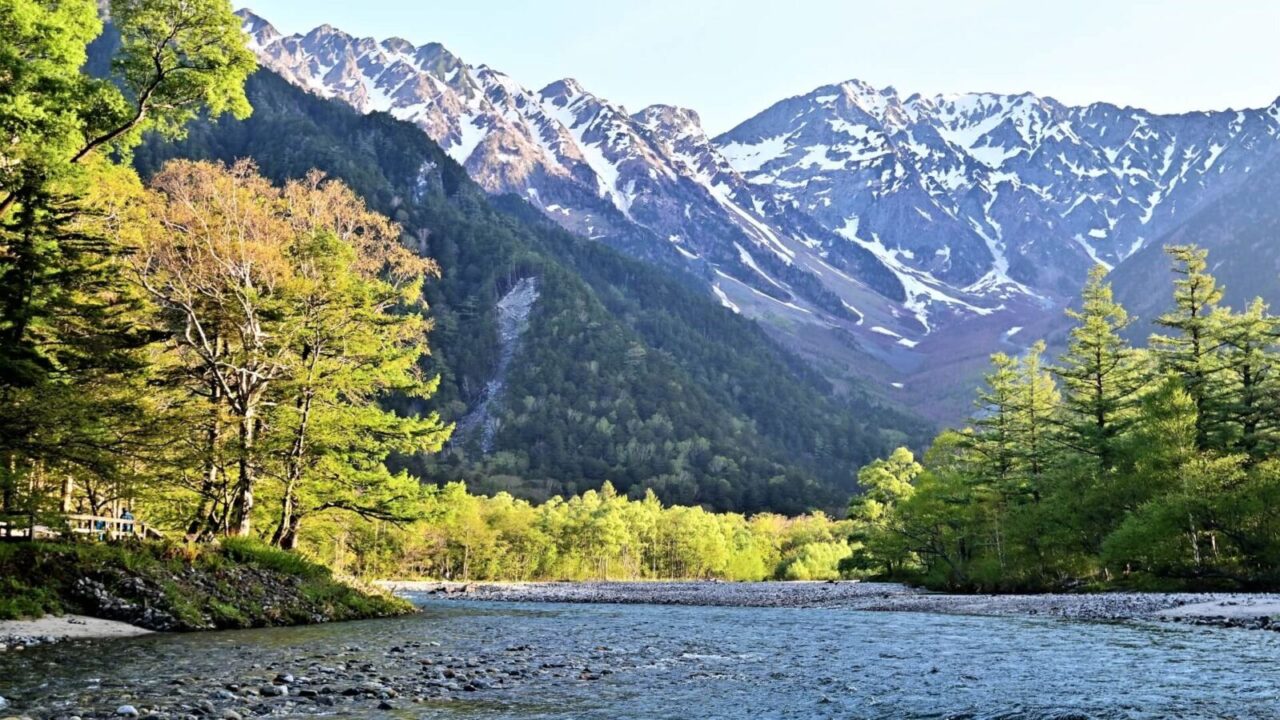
[
  {"left": 220, "top": 536, "right": 331, "bottom": 580},
  {"left": 0, "top": 538, "right": 413, "bottom": 627}
]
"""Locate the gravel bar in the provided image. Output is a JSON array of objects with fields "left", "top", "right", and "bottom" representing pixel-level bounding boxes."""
[{"left": 387, "top": 580, "right": 1280, "bottom": 629}]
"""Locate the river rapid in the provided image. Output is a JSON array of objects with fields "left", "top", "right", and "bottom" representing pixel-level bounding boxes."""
[{"left": 4, "top": 596, "right": 1279, "bottom": 719}]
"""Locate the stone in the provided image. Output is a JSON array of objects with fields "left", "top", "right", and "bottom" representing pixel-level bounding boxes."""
[
  {"left": 259, "top": 684, "right": 287, "bottom": 697},
  {"left": 117, "top": 706, "right": 140, "bottom": 717}
]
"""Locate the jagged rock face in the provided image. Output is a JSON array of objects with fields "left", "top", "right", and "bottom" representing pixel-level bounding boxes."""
[
  {"left": 238, "top": 9, "right": 902, "bottom": 346},
  {"left": 718, "top": 81, "right": 1280, "bottom": 298},
  {"left": 239, "top": 9, "right": 1280, "bottom": 412}
]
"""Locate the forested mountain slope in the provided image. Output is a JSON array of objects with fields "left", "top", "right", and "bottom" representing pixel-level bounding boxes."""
[
  {"left": 237, "top": 9, "right": 1280, "bottom": 427},
  {"left": 134, "top": 70, "right": 930, "bottom": 513}
]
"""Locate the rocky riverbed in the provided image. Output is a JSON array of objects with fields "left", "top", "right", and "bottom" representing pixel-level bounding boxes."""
[
  {"left": 6, "top": 596, "right": 1280, "bottom": 720},
  {"left": 1, "top": 610, "right": 622, "bottom": 719},
  {"left": 390, "top": 580, "right": 1280, "bottom": 629}
]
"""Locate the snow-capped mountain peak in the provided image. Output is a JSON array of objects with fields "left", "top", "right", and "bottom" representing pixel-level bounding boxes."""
[{"left": 239, "top": 7, "right": 1280, "bottom": 407}]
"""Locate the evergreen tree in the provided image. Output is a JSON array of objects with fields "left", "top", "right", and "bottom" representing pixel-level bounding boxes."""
[
  {"left": 1, "top": 0, "right": 253, "bottom": 523},
  {"left": 1011, "top": 341, "right": 1059, "bottom": 498},
  {"left": 1151, "top": 245, "right": 1229, "bottom": 451},
  {"left": 1053, "top": 265, "right": 1147, "bottom": 472},
  {"left": 1216, "top": 298, "right": 1279, "bottom": 463},
  {"left": 967, "top": 352, "right": 1022, "bottom": 492}
]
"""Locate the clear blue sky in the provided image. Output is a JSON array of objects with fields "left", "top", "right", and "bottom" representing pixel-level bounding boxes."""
[{"left": 244, "top": 0, "right": 1280, "bottom": 134}]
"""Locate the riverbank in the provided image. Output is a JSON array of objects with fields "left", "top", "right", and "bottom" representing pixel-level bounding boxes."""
[
  {"left": 386, "top": 580, "right": 1280, "bottom": 629},
  {"left": 0, "top": 540, "right": 413, "bottom": 641},
  {"left": 0, "top": 614, "right": 153, "bottom": 650}
]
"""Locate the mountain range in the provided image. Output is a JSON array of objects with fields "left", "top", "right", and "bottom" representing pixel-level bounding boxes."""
[
  {"left": 237, "top": 9, "right": 1280, "bottom": 421},
  {"left": 130, "top": 58, "right": 930, "bottom": 513}
]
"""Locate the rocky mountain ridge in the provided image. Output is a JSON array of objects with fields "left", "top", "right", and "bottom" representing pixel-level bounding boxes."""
[{"left": 238, "top": 9, "right": 1280, "bottom": 417}]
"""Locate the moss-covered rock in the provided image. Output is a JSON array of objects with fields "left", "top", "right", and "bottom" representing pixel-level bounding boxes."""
[{"left": 0, "top": 539, "right": 413, "bottom": 629}]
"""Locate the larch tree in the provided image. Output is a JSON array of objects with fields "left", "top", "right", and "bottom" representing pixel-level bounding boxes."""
[
  {"left": 1052, "top": 265, "right": 1148, "bottom": 473},
  {"left": 1216, "top": 298, "right": 1279, "bottom": 464},
  {"left": 1151, "top": 245, "right": 1229, "bottom": 452},
  {"left": 1011, "top": 341, "right": 1059, "bottom": 500}
]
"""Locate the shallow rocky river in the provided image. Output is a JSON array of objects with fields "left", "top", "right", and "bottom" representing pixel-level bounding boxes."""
[{"left": 4, "top": 596, "right": 1280, "bottom": 719}]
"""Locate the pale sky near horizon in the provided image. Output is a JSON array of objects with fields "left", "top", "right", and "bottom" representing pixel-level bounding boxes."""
[{"left": 243, "top": 0, "right": 1280, "bottom": 134}]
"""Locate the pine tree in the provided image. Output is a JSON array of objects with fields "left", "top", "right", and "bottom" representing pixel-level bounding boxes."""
[
  {"left": 1216, "top": 298, "right": 1279, "bottom": 463},
  {"left": 1151, "top": 245, "right": 1228, "bottom": 452},
  {"left": 1053, "top": 266, "right": 1147, "bottom": 472}
]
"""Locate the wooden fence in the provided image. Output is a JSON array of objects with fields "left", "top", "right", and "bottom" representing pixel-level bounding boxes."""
[{"left": 0, "top": 513, "right": 163, "bottom": 541}]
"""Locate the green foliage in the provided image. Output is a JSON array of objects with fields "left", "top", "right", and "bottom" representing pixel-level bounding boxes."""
[
  {"left": 104, "top": 0, "right": 255, "bottom": 146},
  {"left": 1054, "top": 265, "right": 1148, "bottom": 472},
  {"left": 305, "top": 481, "right": 853, "bottom": 582},
  {"left": 851, "top": 245, "right": 1280, "bottom": 591},
  {"left": 780, "top": 541, "right": 851, "bottom": 581},
  {"left": 135, "top": 160, "right": 449, "bottom": 541},
  {"left": 134, "top": 70, "right": 930, "bottom": 514},
  {"left": 841, "top": 447, "right": 920, "bottom": 576},
  {"left": 1151, "top": 245, "right": 1229, "bottom": 451},
  {"left": 1, "top": 0, "right": 255, "bottom": 534}
]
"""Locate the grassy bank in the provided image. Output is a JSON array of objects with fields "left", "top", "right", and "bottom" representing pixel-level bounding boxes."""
[{"left": 0, "top": 539, "right": 413, "bottom": 630}]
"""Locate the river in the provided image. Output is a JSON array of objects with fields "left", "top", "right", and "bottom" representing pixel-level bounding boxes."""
[{"left": 4, "top": 597, "right": 1279, "bottom": 719}]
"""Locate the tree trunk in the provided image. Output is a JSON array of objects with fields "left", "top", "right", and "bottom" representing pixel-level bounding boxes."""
[
  {"left": 278, "top": 511, "right": 303, "bottom": 550},
  {"left": 60, "top": 475, "right": 74, "bottom": 513},
  {"left": 188, "top": 376, "right": 223, "bottom": 536},
  {"left": 272, "top": 386, "right": 314, "bottom": 548},
  {"left": 231, "top": 407, "right": 257, "bottom": 537}
]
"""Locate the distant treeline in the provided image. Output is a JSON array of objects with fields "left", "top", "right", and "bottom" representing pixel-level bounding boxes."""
[
  {"left": 845, "top": 250, "right": 1280, "bottom": 591},
  {"left": 314, "top": 481, "right": 852, "bottom": 581}
]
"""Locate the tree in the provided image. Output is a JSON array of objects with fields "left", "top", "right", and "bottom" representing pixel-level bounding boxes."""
[
  {"left": 1053, "top": 265, "right": 1147, "bottom": 472},
  {"left": 1151, "top": 245, "right": 1228, "bottom": 451},
  {"left": 266, "top": 173, "right": 447, "bottom": 548},
  {"left": 139, "top": 160, "right": 451, "bottom": 540},
  {"left": 842, "top": 447, "right": 921, "bottom": 577},
  {"left": 1216, "top": 298, "right": 1279, "bottom": 463},
  {"left": 0, "top": 0, "right": 255, "bottom": 216},
  {"left": 967, "top": 352, "right": 1021, "bottom": 491},
  {"left": 1011, "top": 341, "right": 1059, "bottom": 498},
  {"left": 0, "top": 0, "right": 253, "bottom": 527}
]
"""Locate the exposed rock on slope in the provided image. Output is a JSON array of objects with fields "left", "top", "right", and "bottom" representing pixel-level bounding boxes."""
[{"left": 454, "top": 277, "right": 540, "bottom": 452}]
